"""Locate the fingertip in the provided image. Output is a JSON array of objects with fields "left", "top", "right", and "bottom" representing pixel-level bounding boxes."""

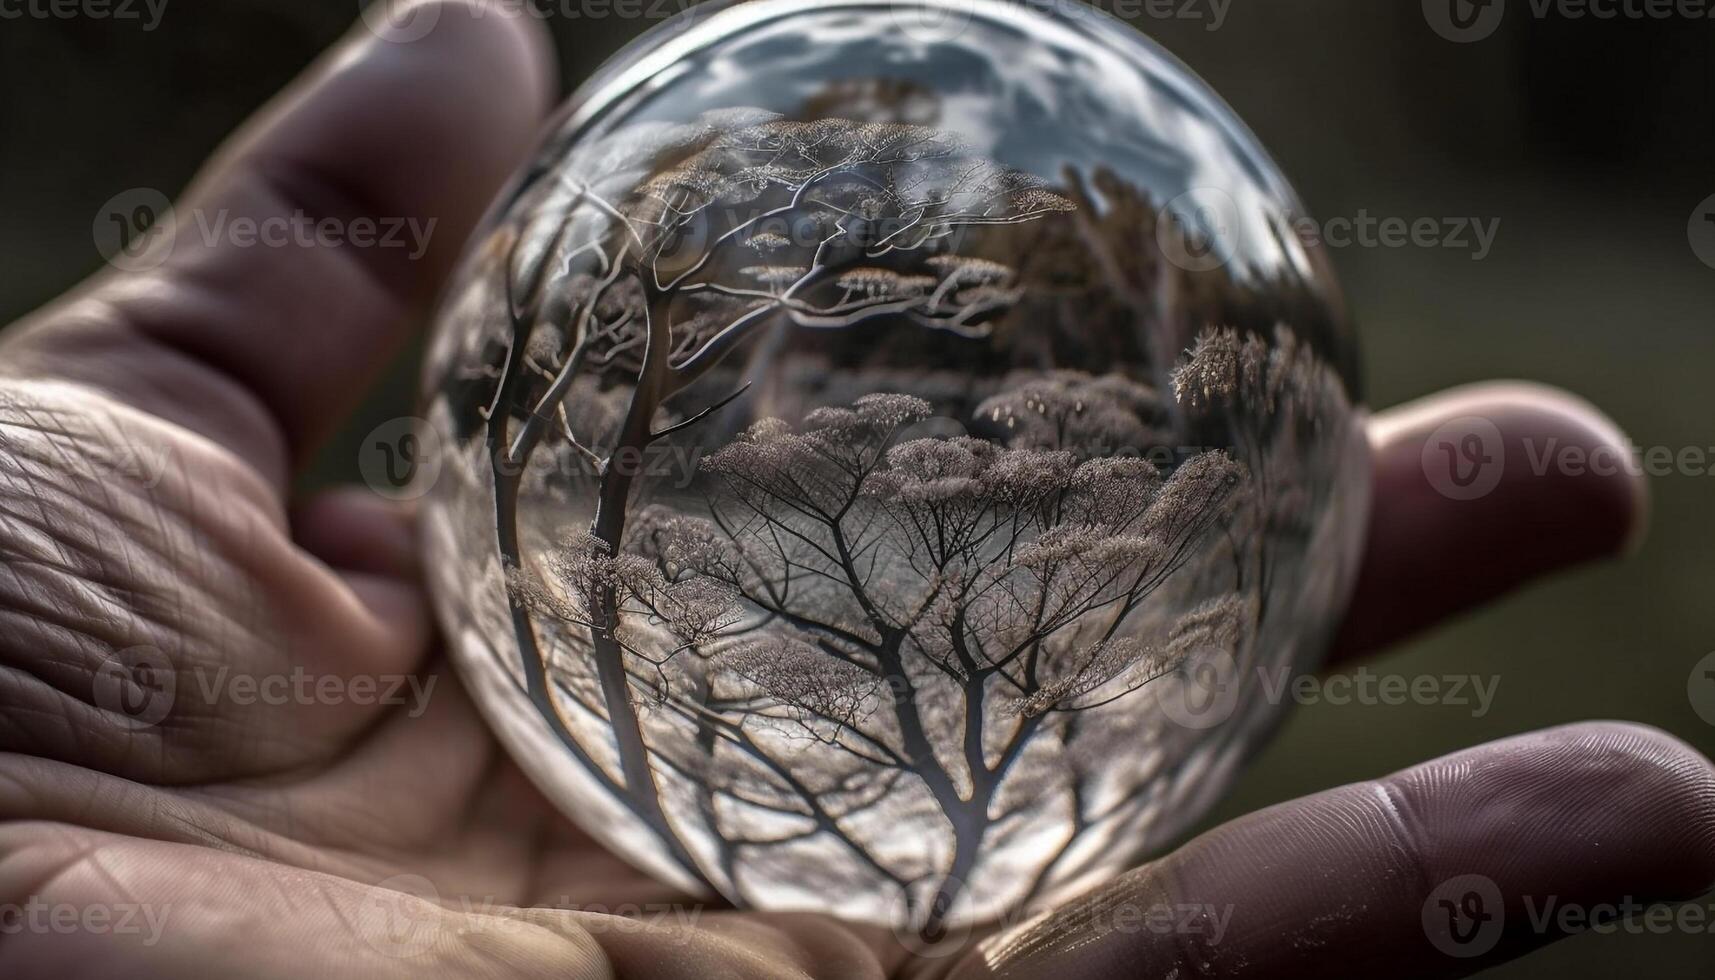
[
  {"left": 426, "top": 0, "right": 559, "bottom": 117},
  {"left": 265, "top": 0, "right": 560, "bottom": 243},
  {"left": 349, "top": 0, "right": 558, "bottom": 116},
  {"left": 1385, "top": 720, "right": 1715, "bottom": 902},
  {"left": 1374, "top": 380, "right": 1647, "bottom": 553},
  {"left": 1529, "top": 721, "right": 1715, "bottom": 897},
  {"left": 199, "top": 0, "right": 559, "bottom": 304},
  {"left": 1334, "top": 381, "right": 1647, "bottom": 659},
  {"left": 293, "top": 486, "right": 433, "bottom": 672},
  {"left": 292, "top": 485, "right": 421, "bottom": 581},
  {"left": 1374, "top": 380, "right": 1648, "bottom": 553}
]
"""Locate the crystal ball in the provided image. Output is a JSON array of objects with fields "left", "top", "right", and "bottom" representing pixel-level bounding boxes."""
[{"left": 421, "top": 0, "right": 1368, "bottom": 933}]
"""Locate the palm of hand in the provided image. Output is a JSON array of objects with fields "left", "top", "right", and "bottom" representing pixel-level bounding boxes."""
[
  {"left": 0, "top": 377, "right": 917, "bottom": 975},
  {"left": 0, "top": 379, "right": 621, "bottom": 959},
  {"left": 1, "top": 6, "right": 1710, "bottom": 980}
]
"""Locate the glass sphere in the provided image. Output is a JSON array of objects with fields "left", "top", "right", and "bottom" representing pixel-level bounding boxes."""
[{"left": 421, "top": 0, "right": 1368, "bottom": 935}]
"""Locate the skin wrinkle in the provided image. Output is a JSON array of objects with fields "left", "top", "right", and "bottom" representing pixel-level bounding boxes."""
[
  {"left": 13, "top": 405, "right": 136, "bottom": 589},
  {"left": 244, "top": 156, "right": 422, "bottom": 316},
  {"left": 0, "top": 382, "right": 436, "bottom": 790},
  {"left": 4, "top": 477, "right": 327, "bottom": 782},
  {"left": 0, "top": 543, "right": 176, "bottom": 667},
  {"left": 0, "top": 452, "right": 177, "bottom": 575},
  {"left": 1, "top": 391, "right": 273, "bottom": 576},
  {"left": 3, "top": 314, "right": 294, "bottom": 490},
  {"left": 0, "top": 824, "right": 102, "bottom": 952},
  {"left": 0, "top": 687, "right": 82, "bottom": 761},
  {"left": 0, "top": 568, "right": 180, "bottom": 667},
  {"left": 1365, "top": 779, "right": 1432, "bottom": 901},
  {"left": 105, "top": 176, "right": 396, "bottom": 467},
  {"left": 0, "top": 474, "right": 235, "bottom": 741},
  {"left": 0, "top": 538, "right": 152, "bottom": 620},
  {"left": 0, "top": 755, "right": 382, "bottom": 887},
  {"left": 134, "top": 697, "right": 572, "bottom": 905}
]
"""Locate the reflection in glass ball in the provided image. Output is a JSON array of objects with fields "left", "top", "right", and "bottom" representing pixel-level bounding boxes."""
[{"left": 421, "top": 0, "right": 1369, "bottom": 933}]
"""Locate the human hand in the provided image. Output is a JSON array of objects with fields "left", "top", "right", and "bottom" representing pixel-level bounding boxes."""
[{"left": 0, "top": 4, "right": 1709, "bottom": 977}]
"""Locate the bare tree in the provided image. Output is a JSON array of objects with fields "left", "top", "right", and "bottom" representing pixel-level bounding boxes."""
[
  {"left": 484, "top": 111, "right": 1074, "bottom": 898},
  {"left": 463, "top": 106, "right": 1353, "bottom": 933},
  {"left": 543, "top": 380, "right": 1244, "bottom": 929}
]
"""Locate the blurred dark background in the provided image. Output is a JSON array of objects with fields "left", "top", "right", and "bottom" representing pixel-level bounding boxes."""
[{"left": 3, "top": 2, "right": 1713, "bottom": 974}]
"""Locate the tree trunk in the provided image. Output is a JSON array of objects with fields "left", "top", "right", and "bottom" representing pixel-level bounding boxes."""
[{"left": 487, "top": 319, "right": 709, "bottom": 889}]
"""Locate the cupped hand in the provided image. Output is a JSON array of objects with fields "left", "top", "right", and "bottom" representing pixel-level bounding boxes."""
[{"left": 0, "top": 4, "right": 1710, "bottom": 977}]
